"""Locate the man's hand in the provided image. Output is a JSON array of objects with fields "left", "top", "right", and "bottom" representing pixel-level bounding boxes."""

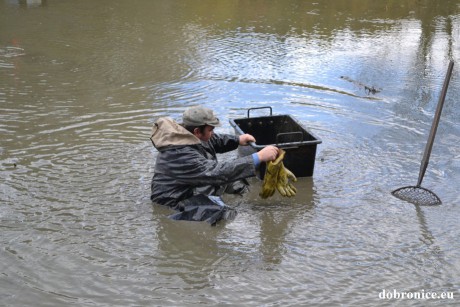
[
  {"left": 238, "top": 134, "right": 256, "bottom": 146},
  {"left": 257, "top": 145, "right": 279, "bottom": 162}
]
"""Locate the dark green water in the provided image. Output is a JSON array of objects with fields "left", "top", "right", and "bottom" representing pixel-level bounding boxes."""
[{"left": 1, "top": 1, "right": 459, "bottom": 305}]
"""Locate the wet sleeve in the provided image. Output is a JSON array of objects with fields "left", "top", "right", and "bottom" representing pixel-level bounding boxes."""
[
  {"left": 172, "top": 148, "right": 256, "bottom": 186},
  {"left": 209, "top": 133, "right": 239, "bottom": 154},
  {"left": 252, "top": 152, "right": 260, "bottom": 167}
]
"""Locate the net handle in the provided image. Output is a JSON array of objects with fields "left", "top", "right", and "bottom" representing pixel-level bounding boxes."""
[{"left": 417, "top": 60, "right": 454, "bottom": 186}]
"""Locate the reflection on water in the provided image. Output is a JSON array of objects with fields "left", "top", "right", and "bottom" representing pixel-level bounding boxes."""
[
  {"left": 6, "top": 0, "right": 46, "bottom": 8},
  {"left": 1, "top": 0, "right": 460, "bottom": 305}
]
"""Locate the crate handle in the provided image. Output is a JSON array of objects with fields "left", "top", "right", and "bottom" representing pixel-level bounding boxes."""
[
  {"left": 276, "top": 131, "right": 303, "bottom": 146},
  {"left": 247, "top": 106, "right": 272, "bottom": 118}
]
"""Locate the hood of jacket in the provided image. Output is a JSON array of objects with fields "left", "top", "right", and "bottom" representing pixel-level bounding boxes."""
[{"left": 150, "top": 117, "right": 201, "bottom": 149}]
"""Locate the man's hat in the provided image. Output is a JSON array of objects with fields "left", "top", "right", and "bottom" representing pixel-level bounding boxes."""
[{"left": 182, "top": 106, "right": 221, "bottom": 127}]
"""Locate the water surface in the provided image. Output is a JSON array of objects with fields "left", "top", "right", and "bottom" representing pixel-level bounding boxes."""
[{"left": 1, "top": 0, "right": 459, "bottom": 306}]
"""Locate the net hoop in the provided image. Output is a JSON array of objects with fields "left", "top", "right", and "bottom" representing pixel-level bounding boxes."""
[{"left": 391, "top": 186, "right": 442, "bottom": 206}]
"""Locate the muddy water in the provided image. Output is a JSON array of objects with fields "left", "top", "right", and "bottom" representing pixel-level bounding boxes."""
[{"left": 1, "top": 0, "right": 459, "bottom": 306}]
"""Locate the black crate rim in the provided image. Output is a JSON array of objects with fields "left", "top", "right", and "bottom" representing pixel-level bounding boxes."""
[{"left": 229, "top": 114, "right": 322, "bottom": 150}]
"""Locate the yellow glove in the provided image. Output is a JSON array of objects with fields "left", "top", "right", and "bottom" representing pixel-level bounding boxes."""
[
  {"left": 259, "top": 149, "right": 286, "bottom": 199},
  {"left": 276, "top": 162, "right": 297, "bottom": 197}
]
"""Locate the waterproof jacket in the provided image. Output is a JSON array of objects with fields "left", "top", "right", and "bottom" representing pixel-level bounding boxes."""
[{"left": 150, "top": 117, "right": 256, "bottom": 208}]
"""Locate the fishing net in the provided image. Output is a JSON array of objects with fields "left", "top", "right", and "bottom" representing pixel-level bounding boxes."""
[
  {"left": 391, "top": 186, "right": 442, "bottom": 206},
  {"left": 391, "top": 61, "right": 452, "bottom": 208}
]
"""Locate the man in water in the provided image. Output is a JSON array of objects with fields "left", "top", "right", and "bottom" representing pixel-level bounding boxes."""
[{"left": 150, "top": 105, "right": 278, "bottom": 220}]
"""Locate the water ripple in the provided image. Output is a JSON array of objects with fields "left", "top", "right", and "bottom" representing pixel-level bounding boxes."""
[{"left": 1, "top": 2, "right": 460, "bottom": 306}]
